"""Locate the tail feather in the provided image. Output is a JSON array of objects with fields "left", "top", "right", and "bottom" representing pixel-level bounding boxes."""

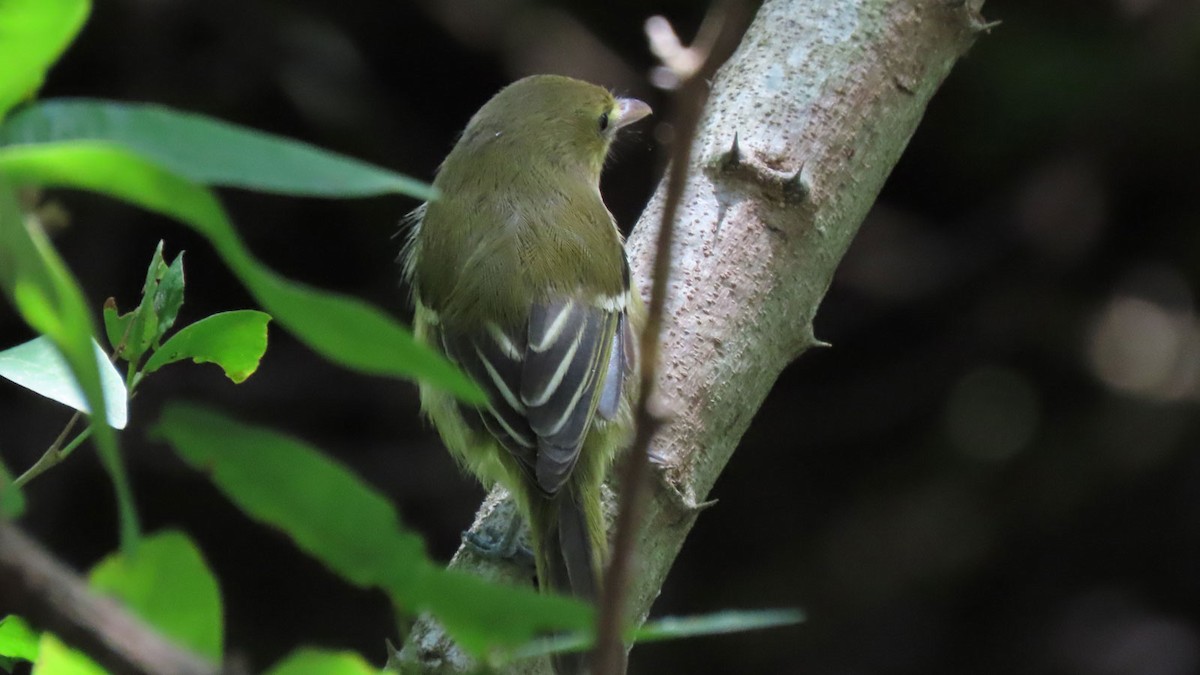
[{"left": 533, "top": 491, "right": 598, "bottom": 674}]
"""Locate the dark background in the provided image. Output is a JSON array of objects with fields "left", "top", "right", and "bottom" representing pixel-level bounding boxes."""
[{"left": 4, "top": 1, "right": 1200, "bottom": 673}]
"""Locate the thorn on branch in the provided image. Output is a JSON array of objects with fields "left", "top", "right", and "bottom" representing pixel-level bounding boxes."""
[
  {"left": 720, "top": 131, "right": 742, "bottom": 169},
  {"left": 784, "top": 164, "right": 810, "bottom": 203}
]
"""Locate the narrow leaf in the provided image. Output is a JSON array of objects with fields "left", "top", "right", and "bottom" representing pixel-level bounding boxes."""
[
  {"left": 632, "top": 609, "right": 805, "bottom": 644},
  {"left": 0, "top": 99, "right": 437, "bottom": 200},
  {"left": 510, "top": 609, "right": 805, "bottom": 662},
  {"left": 0, "top": 335, "right": 128, "bottom": 428},
  {"left": 153, "top": 403, "right": 591, "bottom": 655},
  {"left": 142, "top": 310, "right": 270, "bottom": 383},
  {"left": 0, "top": 141, "right": 483, "bottom": 404},
  {"left": 154, "top": 249, "right": 185, "bottom": 344},
  {"left": 0, "top": 177, "right": 136, "bottom": 549},
  {"left": 123, "top": 240, "right": 167, "bottom": 366}
]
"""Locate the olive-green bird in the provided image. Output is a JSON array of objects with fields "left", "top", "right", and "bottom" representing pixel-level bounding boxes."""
[{"left": 402, "top": 74, "right": 650, "bottom": 639}]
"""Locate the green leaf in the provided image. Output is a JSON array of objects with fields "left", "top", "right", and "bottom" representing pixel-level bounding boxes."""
[
  {"left": 0, "top": 335, "right": 128, "bottom": 428},
  {"left": 154, "top": 403, "right": 427, "bottom": 591},
  {"left": 631, "top": 609, "right": 804, "bottom": 644},
  {"left": 154, "top": 249, "right": 185, "bottom": 345},
  {"left": 0, "top": 99, "right": 437, "bottom": 200},
  {"left": 0, "top": 141, "right": 483, "bottom": 404},
  {"left": 33, "top": 531, "right": 223, "bottom": 674},
  {"left": 122, "top": 240, "right": 168, "bottom": 366},
  {"left": 510, "top": 609, "right": 806, "bottom": 663},
  {"left": 142, "top": 310, "right": 270, "bottom": 383},
  {"left": 0, "top": 616, "right": 38, "bottom": 662},
  {"left": 264, "top": 649, "right": 380, "bottom": 675},
  {"left": 0, "top": 461, "right": 25, "bottom": 518},
  {"left": 89, "top": 531, "right": 223, "bottom": 659},
  {"left": 102, "top": 297, "right": 132, "bottom": 354},
  {"left": 153, "top": 403, "right": 591, "bottom": 656},
  {"left": 31, "top": 636, "right": 104, "bottom": 675},
  {"left": 0, "top": 177, "right": 137, "bottom": 549},
  {"left": 0, "top": 0, "right": 89, "bottom": 117}
]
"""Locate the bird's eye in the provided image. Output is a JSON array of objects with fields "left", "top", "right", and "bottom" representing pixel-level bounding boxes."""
[{"left": 598, "top": 111, "right": 610, "bottom": 132}]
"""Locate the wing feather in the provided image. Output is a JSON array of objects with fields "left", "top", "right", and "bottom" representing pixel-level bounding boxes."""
[{"left": 438, "top": 297, "right": 624, "bottom": 496}]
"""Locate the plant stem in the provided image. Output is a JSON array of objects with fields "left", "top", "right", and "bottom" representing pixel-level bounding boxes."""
[{"left": 12, "top": 412, "right": 89, "bottom": 489}]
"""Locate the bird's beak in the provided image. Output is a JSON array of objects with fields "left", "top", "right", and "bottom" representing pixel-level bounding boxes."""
[{"left": 613, "top": 98, "right": 652, "bottom": 130}]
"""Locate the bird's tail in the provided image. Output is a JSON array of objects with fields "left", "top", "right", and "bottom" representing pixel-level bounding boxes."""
[{"left": 532, "top": 488, "right": 599, "bottom": 674}]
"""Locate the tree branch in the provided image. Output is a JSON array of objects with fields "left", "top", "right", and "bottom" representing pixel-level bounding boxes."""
[
  {"left": 0, "top": 520, "right": 225, "bottom": 675},
  {"left": 395, "top": 0, "right": 988, "bottom": 671},
  {"left": 592, "top": 3, "right": 756, "bottom": 673}
]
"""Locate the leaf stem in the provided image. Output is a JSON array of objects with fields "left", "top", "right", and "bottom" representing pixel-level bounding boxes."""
[{"left": 12, "top": 411, "right": 86, "bottom": 488}]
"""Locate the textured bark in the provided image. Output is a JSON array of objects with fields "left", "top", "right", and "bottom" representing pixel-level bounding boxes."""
[{"left": 395, "top": 0, "right": 987, "bottom": 671}]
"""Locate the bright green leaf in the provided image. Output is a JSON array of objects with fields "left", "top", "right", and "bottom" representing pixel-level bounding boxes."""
[
  {"left": 0, "top": 0, "right": 89, "bottom": 117},
  {"left": 33, "top": 531, "right": 222, "bottom": 675},
  {"left": 0, "top": 99, "right": 436, "bottom": 200},
  {"left": 142, "top": 310, "right": 270, "bottom": 383},
  {"left": 0, "top": 335, "right": 128, "bottom": 428},
  {"left": 0, "top": 616, "right": 38, "bottom": 662},
  {"left": 265, "top": 649, "right": 379, "bottom": 675},
  {"left": 32, "top": 635, "right": 105, "bottom": 675},
  {"left": 153, "top": 403, "right": 591, "bottom": 655},
  {"left": 0, "top": 141, "right": 483, "bottom": 404},
  {"left": 89, "top": 530, "right": 223, "bottom": 659}
]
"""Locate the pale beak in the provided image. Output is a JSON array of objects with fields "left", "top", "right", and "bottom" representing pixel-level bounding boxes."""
[{"left": 613, "top": 97, "right": 652, "bottom": 130}]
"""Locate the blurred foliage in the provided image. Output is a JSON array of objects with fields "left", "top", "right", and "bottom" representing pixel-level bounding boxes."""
[{"left": 2, "top": 0, "right": 1199, "bottom": 674}]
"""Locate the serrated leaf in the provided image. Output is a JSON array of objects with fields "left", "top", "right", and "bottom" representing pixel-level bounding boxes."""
[
  {"left": 142, "top": 310, "right": 269, "bottom": 383},
  {"left": 0, "top": 99, "right": 436, "bottom": 200},
  {"left": 0, "top": 141, "right": 484, "bottom": 404},
  {"left": 0, "top": 0, "right": 90, "bottom": 117},
  {"left": 102, "top": 297, "right": 131, "bottom": 354},
  {"left": 0, "top": 335, "right": 127, "bottom": 428}
]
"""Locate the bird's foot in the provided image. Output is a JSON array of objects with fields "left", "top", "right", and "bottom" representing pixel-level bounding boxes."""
[{"left": 463, "top": 512, "right": 535, "bottom": 572}]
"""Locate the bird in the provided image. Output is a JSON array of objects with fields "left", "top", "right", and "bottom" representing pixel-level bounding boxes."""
[{"left": 402, "top": 74, "right": 650, "bottom": 671}]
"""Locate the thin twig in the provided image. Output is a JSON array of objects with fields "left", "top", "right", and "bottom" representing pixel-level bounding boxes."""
[
  {"left": 591, "top": 3, "right": 755, "bottom": 673},
  {"left": 0, "top": 520, "right": 234, "bottom": 675},
  {"left": 12, "top": 411, "right": 83, "bottom": 488}
]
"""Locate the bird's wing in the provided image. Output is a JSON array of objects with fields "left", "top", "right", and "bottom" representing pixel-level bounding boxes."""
[
  {"left": 521, "top": 299, "right": 619, "bottom": 495},
  {"left": 440, "top": 297, "right": 621, "bottom": 496}
]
